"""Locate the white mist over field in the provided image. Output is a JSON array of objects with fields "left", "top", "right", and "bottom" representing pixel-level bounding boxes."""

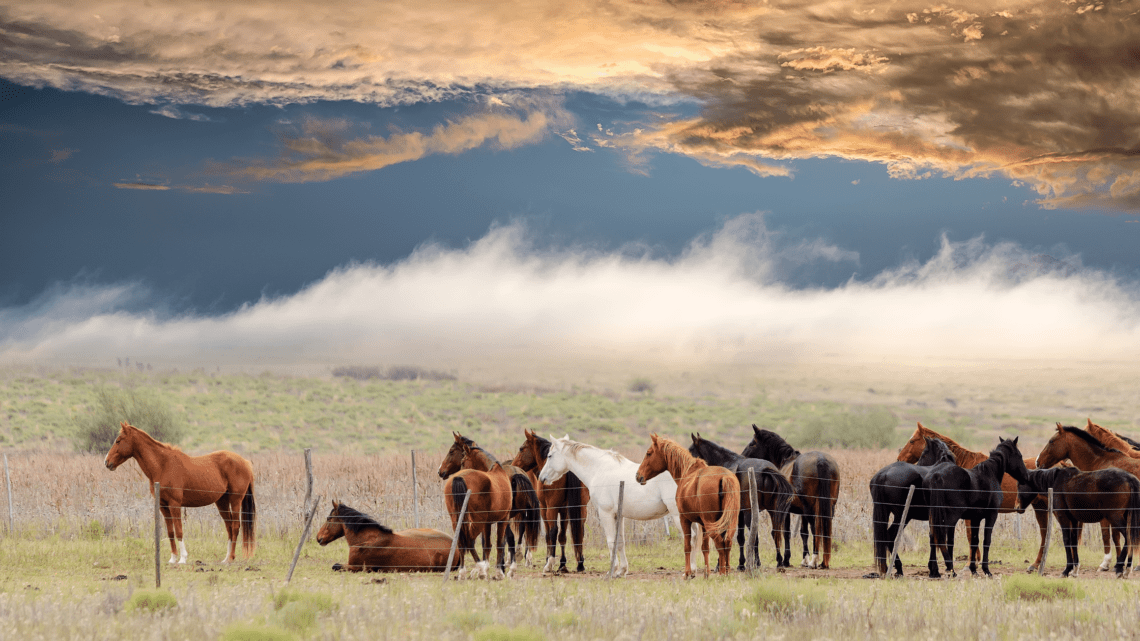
[{"left": 2, "top": 214, "right": 1139, "bottom": 369}]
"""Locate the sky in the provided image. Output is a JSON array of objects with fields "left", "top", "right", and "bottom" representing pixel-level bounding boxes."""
[{"left": 2, "top": 0, "right": 1140, "bottom": 369}]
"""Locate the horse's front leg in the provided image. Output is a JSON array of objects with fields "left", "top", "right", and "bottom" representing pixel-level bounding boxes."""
[
  {"left": 1061, "top": 520, "right": 1078, "bottom": 578},
  {"left": 769, "top": 512, "right": 785, "bottom": 569},
  {"left": 557, "top": 508, "right": 569, "bottom": 572},
  {"left": 598, "top": 508, "right": 622, "bottom": 578},
  {"left": 980, "top": 515, "right": 995, "bottom": 577},
  {"left": 1113, "top": 521, "right": 1130, "bottom": 578},
  {"left": 495, "top": 520, "right": 511, "bottom": 579},
  {"left": 167, "top": 504, "right": 189, "bottom": 565},
  {"left": 968, "top": 520, "right": 980, "bottom": 575},
  {"left": 699, "top": 524, "right": 711, "bottom": 578},
  {"left": 541, "top": 506, "right": 559, "bottom": 574},
  {"left": 736, "top": 511, "right": 747, "bottom": 571},
  {"left": 1027, "top": 499, "right": 1048, "bottom": 573},
  {"left": 799, "top": 515, "right": 813, "bottom": 567}
]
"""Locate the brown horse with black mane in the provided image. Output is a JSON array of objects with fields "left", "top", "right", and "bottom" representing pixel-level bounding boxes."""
[
  {"left": 438, "top": 433, "right": 515, "bottom": 579},
  {"left": 512, "top": 429, "right": 591, "bottom": 574},
  {"left": 104, "top": 421, "right": 255, "bottom": 564},
  {"left": 635, "top": 434, "right": 741, "bottom": 578},
  {"left": 316, "top": 500, "right": 453, "bottom": 572}
]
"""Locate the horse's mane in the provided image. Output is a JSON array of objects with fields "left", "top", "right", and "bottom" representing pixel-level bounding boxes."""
[
  {"left": 657, "top": 437, "right": 705, "bottom": 475},
  {"left": 973, "top": 439, "right": 1018, "bottom": 479},
  {"left": 916, "top": 423, "right": 984, "bottom": 467},
  {"left": 564, "top": 439, "right": 628, "bottom": 464},
  {"left": 1058, "top": 425, "right": 1122, "bottom": 455},
  {"left": 1085, "top": 420, "right": 1140, "bottom": 455},
  {"left": 334, "top": 503, "right": 393, "bottom": 535},
  {"left": 1116, "top": 432, "right": 1140, "bottom": 450},
  {"left": 532, "top": 434, "right": 552, "bottom": 461},
  {"left": 691, "top": 435, "right": 740, "bottom": 462},
  {"left": 750, "top": 427, "right": 799, "bottom": 467},
  {"left": 918, "top": 437, "right": 954, "bottom": 466},
  {"left": 128, "top": 424, "right": 182, "bottom": 453}
]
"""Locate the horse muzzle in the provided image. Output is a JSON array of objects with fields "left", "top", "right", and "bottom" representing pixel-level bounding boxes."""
[{"left": 635, "top": 473, "right": 646, "bottom": 485}]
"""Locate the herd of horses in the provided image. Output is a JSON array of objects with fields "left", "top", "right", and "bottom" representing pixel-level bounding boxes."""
[{"left": 101, "top": 417, "right": 1140, "bottom": 580}]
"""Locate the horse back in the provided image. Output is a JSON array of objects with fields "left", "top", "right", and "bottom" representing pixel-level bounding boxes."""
[{"left": 164, "top": 450, "right": 252, "bottom": 506}]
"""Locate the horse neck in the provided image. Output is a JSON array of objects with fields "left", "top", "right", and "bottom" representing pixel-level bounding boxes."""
[
  {"left": 129, "top": 433, "right": 179, "bottom": 482},
  {"left": 1063, "top": 438, "right": 1117, "bottom": 470},
  {"left": 973, "top": 449, "right": 1009, "bottom": 481},
  {"left": 1089, "top": 425, "right": 1140, "bottom": 458},
  {"left": 695, "top": 442, "right": 737, "bottom": 468},
  {"left": 663, "top": 445, "right": 705, "bottom": 480},
  {"left": 935, "top": 437, "right": 987, "bottom": 468},
  {"left": 466, "top": 448, "right": 502, "bottom": 474},
  {"left": 557, "top": 445, "right": 605, "bottom": 486}
]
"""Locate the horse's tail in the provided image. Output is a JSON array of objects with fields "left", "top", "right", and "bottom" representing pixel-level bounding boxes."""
[
  {"left": 241, "top": 480, "right": 256, "bottom": 558},
  {"left": 1127, "top": 474, "right": 1140, "bottom": 566},
  {"left": 566, "top": 472, "right": 587, "bottom": 543},
  {"left": 510, "top": 473, "right": 541, "bottom": 551},
  {"left": 711, "top": 472, "right": 741, "bottom": 537},
  {"left": 447, "top": 476, "right": 473, "bottom": 553},
  {"left": 815, "top": 457, "right": 836, "bottom": 550}
]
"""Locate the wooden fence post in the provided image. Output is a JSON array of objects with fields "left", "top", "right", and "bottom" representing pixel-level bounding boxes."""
[
  {"left": 1038, "top": 488, "right": 1053, "bottom": 576},
  {"left": 608, "top": 481, "right": 626, "bottom": 579},
  {"left": 411, "top": 450, "right": 419, "bottom": 529},
  {"left": 885, "top": 485, "right": 916, "bottom": 578},
  {"left": 154, "top": 482, "right": 162, "bottom": 589},
  {"left": 286, "top": 494, "right": 323, "bottom": 585},
  {"left": 303, "top": 449, "right": 313, "bottom": 516},
  {"left": 3, "top": 454, "right": 12, "bottom": 533},
  {"left": 443, "top": 490, "right": 471, "bottom": 583},
  {"left": 746, "top": 467, "right": 760, "bottom": 573}
]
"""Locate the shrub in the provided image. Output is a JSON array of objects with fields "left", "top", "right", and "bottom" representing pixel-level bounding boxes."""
[
  {"left": 272, "top": 589, "right": 336, "bottom": 614},
  {"left": 627, "top": 377, "right": 655, "bottom": 394},
  {"left": 220, "top": 623, "right": 298, "bottom": 641},
  {"left": 474, "top": 625, "right": 545, "bottom": 641},
  {"left": 1002, "top": 575, "right": 1087, "bottom": 602},
  {"left": 792, "top": 407, "right": 897, "bottom": 449},
  {"left": 124, "top": 588, "right": 177, "bottom": 613},
  {"left": 72, "top": 386, "right": 184, "bottom": 452},
  {"left": 740, "top": 579, "right": 827, "bottom": 620},
  {"left": 449, "top": 611, "right": 492, "bottom": 632}
]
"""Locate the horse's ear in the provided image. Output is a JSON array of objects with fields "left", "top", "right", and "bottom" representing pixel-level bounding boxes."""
[
  {"left": 561, "top": 434, "right": 569, "bottom": 440},
  {"left": 690, "top": 432, "right": 698, "bottom": 444},
  {"left": 453, "top": 431, "right": 463, "bottom": 443},
  {"left": 1056, "top": 423, "right": 1064, "bottom": 431},
  {"left": 916, "top": 421, "right": 925, "bottom": 431},
  {"left": 751, "top": 424, "right": 760, "bottom": 435},
  {"left": 332, "top": 498, "right": 339, "bottom": 508},
  {"left": 1087, "top": 418, "right": 1094, "bottom": 428},
  {"left": 1013, "top": 436, "right": 1019, "bottom": 445}
]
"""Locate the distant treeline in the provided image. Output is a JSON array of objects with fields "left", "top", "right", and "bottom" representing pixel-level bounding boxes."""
[{"left": 331, "top": 365, "right": 457, "bottom": 382}]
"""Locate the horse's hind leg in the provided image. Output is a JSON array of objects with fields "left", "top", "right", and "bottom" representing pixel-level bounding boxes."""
[
  {"left": 967, "top": 520, "right": 980, "bottom": 575},
  {"left": 1098, "top": 520, "right": 1116, "bottom": 571},
  {"left": 541, "top": 507, "right": 559, "bottom": 574},
  {"left": 159, "top": 505, "right": 179, "bottom": 564},
  {"left": 217, "top": 494, "right": 240, "bottom": 563},
  {"left": 798, "top": 516, "right": 812, "bottom": 567},
  {"left": 557, "top": 509, "right": 569, "bottom": 572},
  {"left": 736, "top": 512, "right": 747, "bottom": 571}
]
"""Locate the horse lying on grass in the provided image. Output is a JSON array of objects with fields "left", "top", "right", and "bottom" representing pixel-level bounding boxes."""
[{"left": 317, "top": 500, "right": 453, "bottom": 572}]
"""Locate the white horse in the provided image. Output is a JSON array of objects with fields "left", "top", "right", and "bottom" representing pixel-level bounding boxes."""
[{"left": 539, "top": 434, "right": 684, "bottom": 577}]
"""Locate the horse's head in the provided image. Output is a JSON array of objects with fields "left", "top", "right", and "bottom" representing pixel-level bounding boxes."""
[
  {"left": 1036, "top": 424, "right": 1072, "bottom": 469},
  {"left": 538, "top": 435, "right": 572, "bottom": 485},
  {"left": 438, "top": 432, "right": 469, "bottom": 479},
  {"left": 104, "top": 421, "right": 137, "bottom": 471},
  {"left": 741, "top": 425, "right": 765, "bottom": 460},
  {"left": 995, "top": 436, "right": 1028, "bottom": 483},
  {"left": 316, "top": 500, "right": 345, "bottom": 546},
  {"left": 512, "top": 430, "right": 541, "bottom": 473},
  {"left": 635, "top": 433, "right": 668, "bottom": 485},
  {"left": 916, "top": 436, "right": 954, "bottom": 466},
  {"left": 687, "top": 432, "right": 705, "bottom": 459},
  {"left": 897, "top": 423, "right": 928, "bottom": 463}
]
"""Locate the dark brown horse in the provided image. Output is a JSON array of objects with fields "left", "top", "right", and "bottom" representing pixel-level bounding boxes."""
[
  {"left": 104, "top": 421, "right": 255, "bottom": 564},
  {"left": 512, "top": 429, "right": 590, "bottom": 574},
  {"left": 742, "top": 426, "right": 840, "bottom": 569},
  {"left": 438, "top": 432, "right": 540, "bottom": 568},
  {"left": 439, "top": 435, "right": 515, "bottom": 579},
  {"left": 1016, "top": 467, "right": 1140, "bottom": 578},
  {"left": 1077, "top": 419, "right": 1140, "bottom": 571},
  {"left": 316, "top": 500, "right": 453, "bottom": 572},
  {"left": 635, "top": 434, "right": 741, "bottom": 578},
  {"left": 897, "top": 422, "right": 1060, "bottom": 572}
]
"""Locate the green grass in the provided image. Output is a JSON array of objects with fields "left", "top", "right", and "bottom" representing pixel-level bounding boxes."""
[{"left": 1003, "top": 574, "right": 1088, "bottom": 602}]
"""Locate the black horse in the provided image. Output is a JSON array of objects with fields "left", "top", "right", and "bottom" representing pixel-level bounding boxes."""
[
  {"left": 1017, "top": 466, "right": 1140, "bottom": 578},
  {"left": 926, "top": 437, "right": 1029, "bottom": 577},
  {"left": 688, "top": 433, "right": 794, "bottom": 569},
  {"left": 869, "top": 437, "right": 955, "bottom": 577},
  {"left": 742, "top": 426, "right": 841, "bottom": 569}
]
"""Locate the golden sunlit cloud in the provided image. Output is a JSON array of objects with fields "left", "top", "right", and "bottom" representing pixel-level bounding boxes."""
[{"left": 3, "top": 0, "right": 1139, "bottom": 208}]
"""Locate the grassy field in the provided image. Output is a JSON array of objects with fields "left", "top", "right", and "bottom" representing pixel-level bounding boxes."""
[{"left": 1, "top": 361, "right": 1139, "bottom": 639}]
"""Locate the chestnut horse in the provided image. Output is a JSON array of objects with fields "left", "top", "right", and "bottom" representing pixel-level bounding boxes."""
[
  {"left": 1016, "top": 467, "right": 1140, "bottom": 578},
  {"left": 635, "top": 434, "right": 741, "bottom": 578},
  {"left": 512, "top": 429, "right": 590, "bottom": 574},
  {"left": 742, "top": 426, "right": 840, "bottom": 569},
  {"left": 439, "top": 435, "right": 515, "bottom": 579},
  {"left": 104, "top": 421, "right": 256, "bottom": 564},
  {"left": 438, "top": 433, "right": 541, "bottom": 567},
  {"left": 1079, "top": 419, "right": 1140, "bottom": 570},
  {"left": 316, "top": 500, "right": 453, "bottom": 572},
  {"left": 897, "top": 422, "right": 1059, "bottom": 572}
]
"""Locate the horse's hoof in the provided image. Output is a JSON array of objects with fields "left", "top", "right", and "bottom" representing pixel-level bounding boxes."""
[
  {"left": 575, "top": 563, "right": 585, "bottom": 573},
  {"left": 1116, "top": 571, "right": 1125, "bottom": 579},
  {"left": 1026, "top": 565, "right": 1038, "bottom": 574}
]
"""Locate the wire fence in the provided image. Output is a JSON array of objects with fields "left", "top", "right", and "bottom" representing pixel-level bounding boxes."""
[{"left": 0, "top": 448, "right": 1129, "bottom": 572}]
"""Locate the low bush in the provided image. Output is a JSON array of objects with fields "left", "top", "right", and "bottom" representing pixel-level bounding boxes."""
[
  {"left": 740, "top": 579, "right": 827, "bottom": 620},
  {"left": 220, "top": 623, "right": 298, "bottom": 641},
  {"left": 71, "top": 386, "right": 183, "bottom": 452},
  {"left": 791, "top": 406, "right": 897, "bottom": 449},
  {"left": 1003, "top": 575, "right": 1087, "bottom": 602},
  {"left": 124, "top": 588, "right": 177, "bottom": 613}
]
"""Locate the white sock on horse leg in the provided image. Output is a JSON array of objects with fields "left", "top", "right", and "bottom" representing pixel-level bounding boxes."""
[{"left": 177, "top": 539, "right": 188, "bottom": 564}]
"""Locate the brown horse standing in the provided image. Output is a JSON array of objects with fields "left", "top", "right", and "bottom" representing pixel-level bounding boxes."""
[
  {"left": 635, "top": 434, "right": 741, "bottom": 578},
  {"left": 437, "top": 432, "right": 541, "bottom": 567},
  {"left": 897, "top": 422, "right": 1059, "bottom": 571},
  {"left": 316, "top": 500, "right": 453, "bottom": 572},
  {"left": 104, "top": 421, "right": 256, "bottom": 564},
  {"left": 439, "top": 435, "right": 515, "bottom": 579},
  {"left": 1081, "top": 419, "right": 1140, "bottom": 570},
  {"left": 512, "top": 429, "right": 591, "bottom": 574}
]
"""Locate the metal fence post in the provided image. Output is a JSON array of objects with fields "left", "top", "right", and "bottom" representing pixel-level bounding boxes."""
[
  {"left": 746, "top": 467, "right": 759, "bottom": 572},
  {"left": 885, "top": 485, "right": 916, "bottom": 578},
  {"left": 154, "top": 482, "right": 162, "bottom": 588},
  {"left": 443, "top": 490, "right": 471, "bottom": 583},
  {"left": 608, "top": 481, "right": 626, "bottom": 579},
  {"left": 1038, "top": 488, "right": 1053, "bottom": 576},
  {"left": 286, "top": 494, "right": 322, "bottom": 584}
]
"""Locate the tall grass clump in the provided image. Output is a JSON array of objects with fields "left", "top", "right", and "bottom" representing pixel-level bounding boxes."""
[
  {"left": 1003, "top": 575, "right": 1087, "bottom": 602},
  {"left": 71, "top": 386, "right": 183, "bottom": 452},
  {"left": 474, "top": 625, "right": 545, "bottom": 641},
  {"left": 271, "top": 589, "right": 336, "bottom": 634},
  {"left": 220, "top": 623, "right": 298, "bottom": 641},
  {"left": 124, "top": 588, "right": 178, "bottom": 613},
  {"left": 740, "top": 579, "right": 827, "bottom": 620},
  {"left": 792, "top": 407, "right": 897, "bottom": 448}
]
